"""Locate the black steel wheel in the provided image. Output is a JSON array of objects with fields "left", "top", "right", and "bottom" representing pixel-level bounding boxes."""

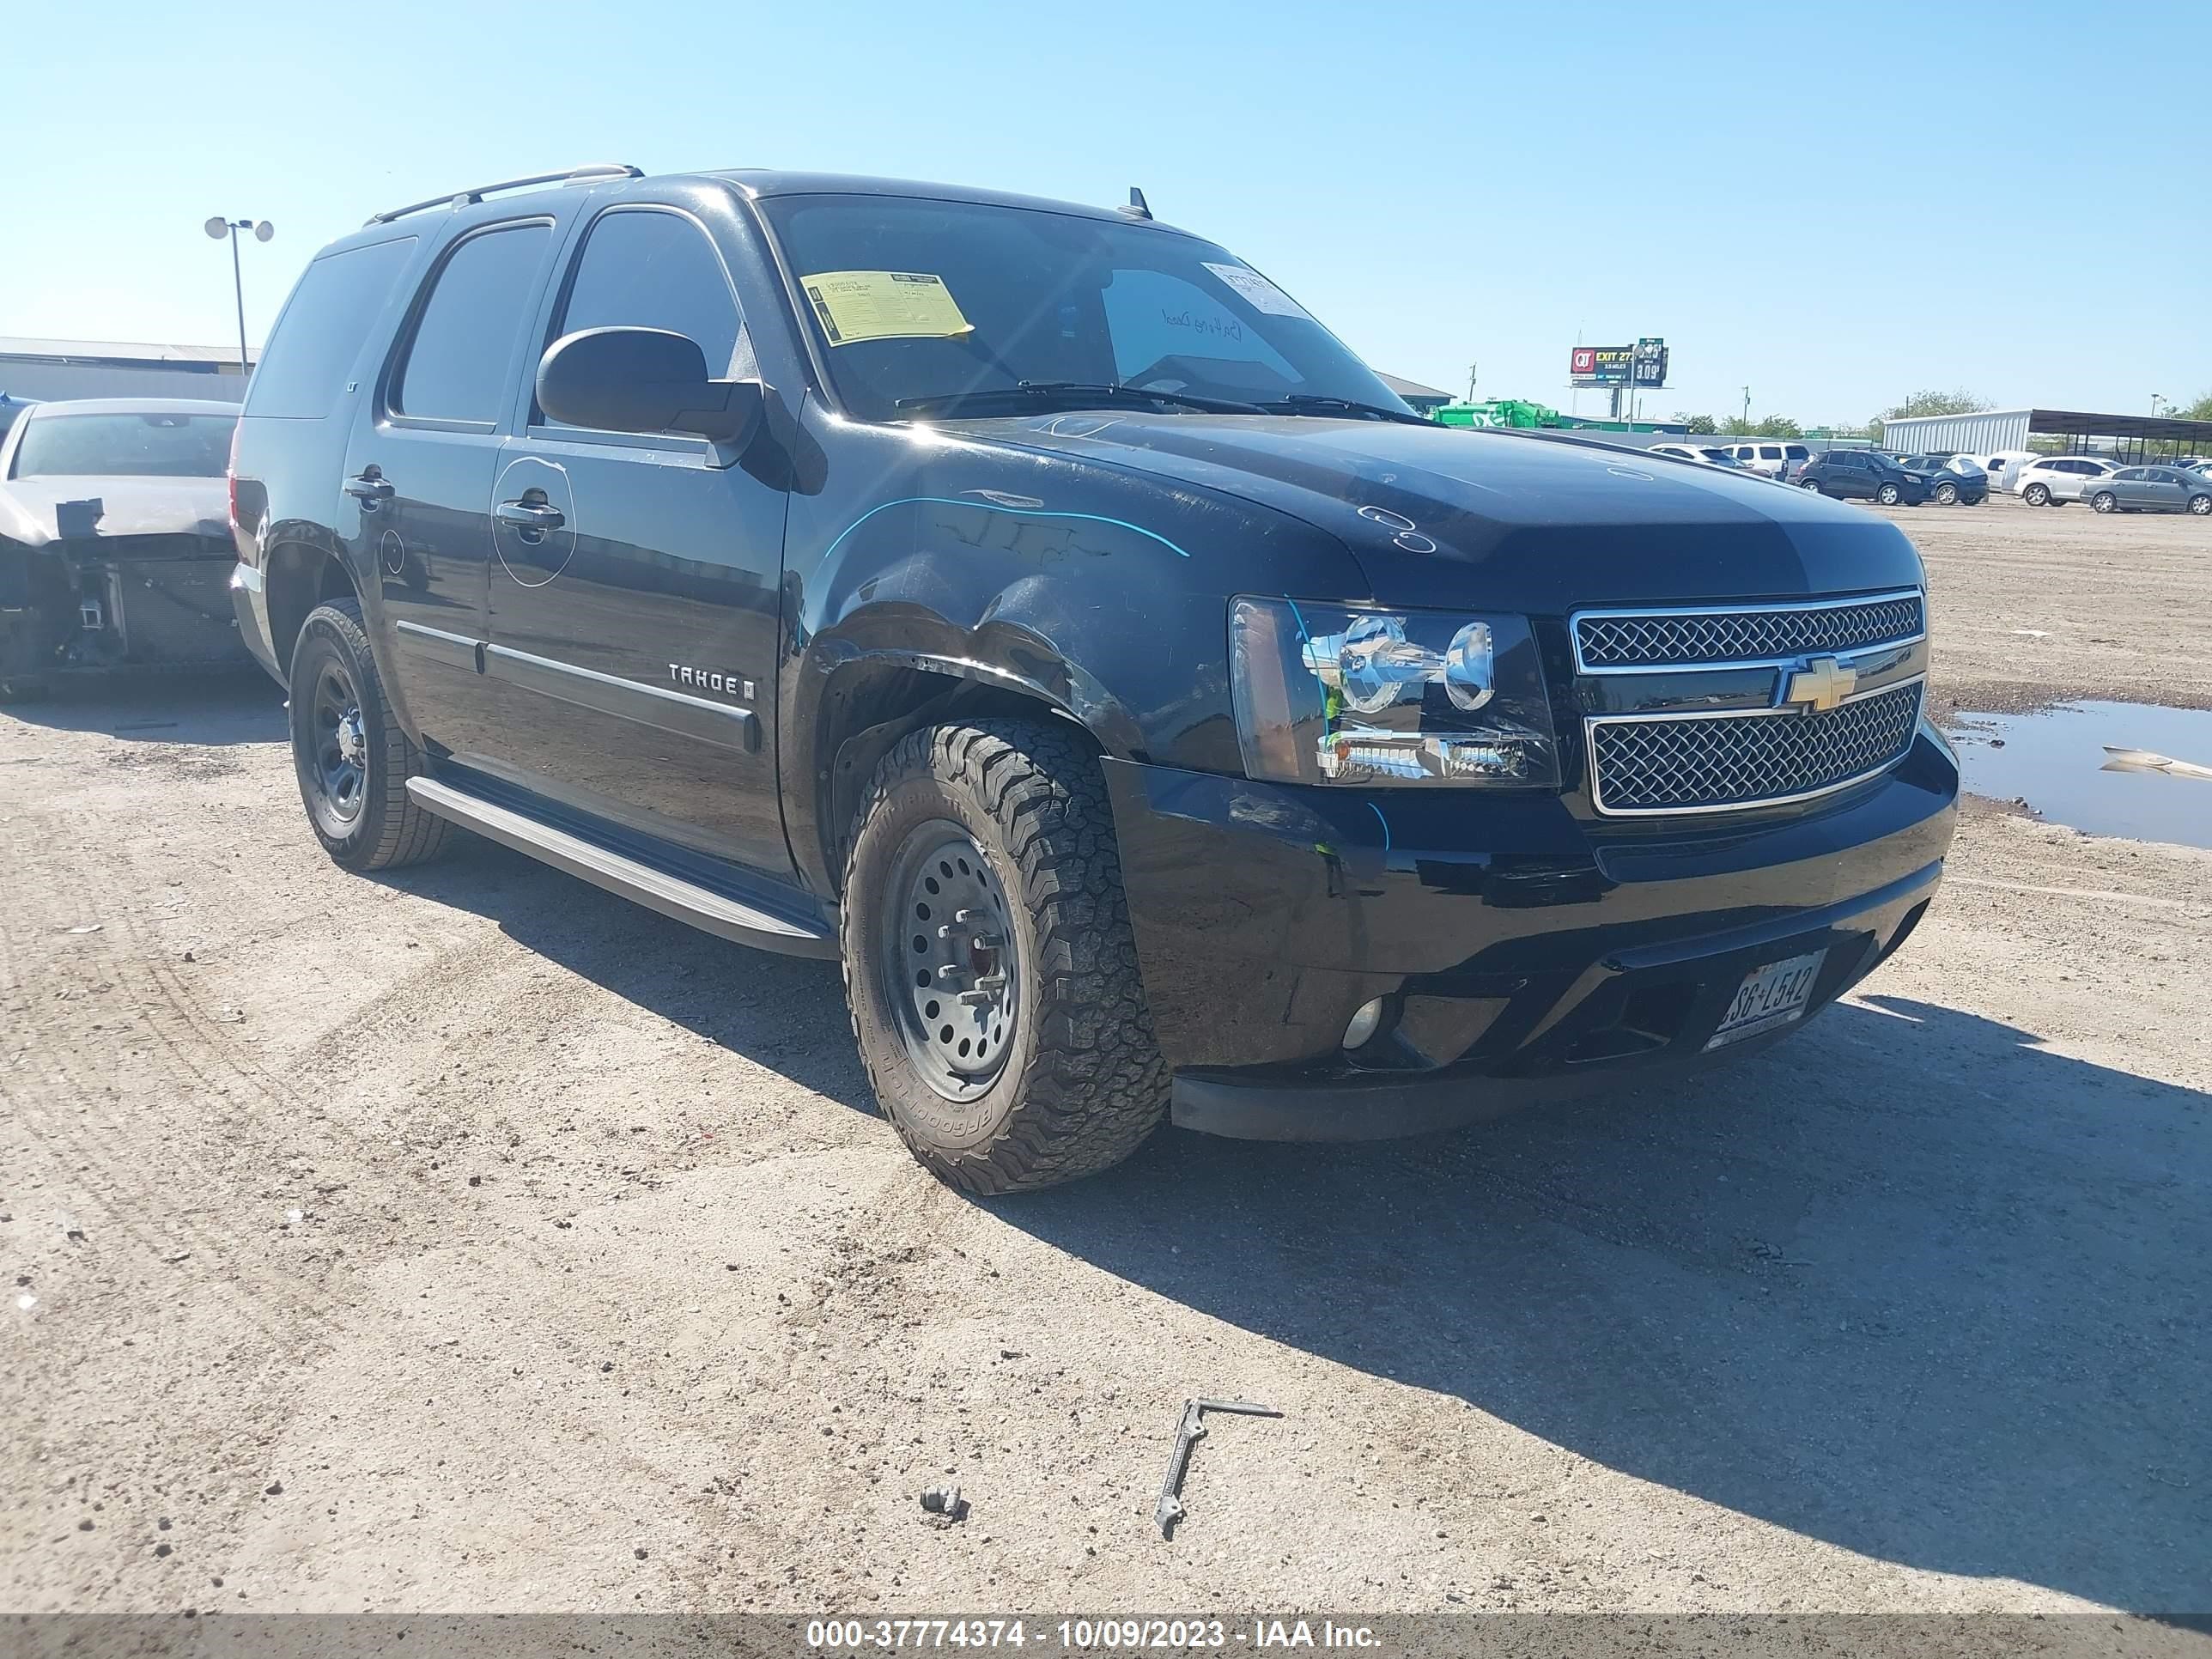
[
  {"left": 877, "top": 819, "right": 1020, "bottom": 1103},
  {"left": 841, "top": 718, "right": 1169, "bottom": 1193},
  {"left": 288, "top": 598, "right": 450, "bottom": 872}
]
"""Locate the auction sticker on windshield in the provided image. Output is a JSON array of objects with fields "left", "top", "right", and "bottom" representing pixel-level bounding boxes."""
[
  {"left": 800, "top": 270, "right": 973, "bottom": 345},
  {"left": 1705, "top": 949, "right": 1826, "bottom": 1051},
  {"left": 1201, "top": 262, "right": 1311, "bottom": 319}
]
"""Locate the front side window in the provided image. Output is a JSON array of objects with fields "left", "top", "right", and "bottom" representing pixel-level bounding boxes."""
[
  {"left": 759, "top": 194, "right": 1404, "bottom": 422},
  {"left": 550, "top": 209, "right": 745, "bottom": 395},
  {"left": 393, "top": 222, "right": 553, "bottom": 424},
  {"left": 10, "top": 410, "right": 238, "bottom": 479}
]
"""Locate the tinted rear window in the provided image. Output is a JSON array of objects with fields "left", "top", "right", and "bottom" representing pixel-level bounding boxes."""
[
  {"left": 245, "top": 237, "right": 418, "bottom": 420},
  {"left": 393, "top": 222, "right": 552, "bottom": 424}
]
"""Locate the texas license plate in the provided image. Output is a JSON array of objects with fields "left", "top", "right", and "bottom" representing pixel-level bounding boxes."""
[{"left": 1705, "top": 950, "right": 1827, "bottom": 1051}]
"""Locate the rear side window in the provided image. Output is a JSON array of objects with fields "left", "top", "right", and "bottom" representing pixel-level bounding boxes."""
[
  {"left": 393, "top": 222, "right": 552, "bottom": 424},
  {"left": 1785, "top": 444, "right": 1808, "bottom": 459},
  {"left": 245, "top": 237, "right": 417, "bottom": 420}
]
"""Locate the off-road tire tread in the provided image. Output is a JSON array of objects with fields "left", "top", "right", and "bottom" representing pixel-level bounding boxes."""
[
  {"left": 294, "top": 599, "right": 449, "bottom": 872},
  {"left": 842, "top": 719, "right": 1169, "bottom": 1194}
]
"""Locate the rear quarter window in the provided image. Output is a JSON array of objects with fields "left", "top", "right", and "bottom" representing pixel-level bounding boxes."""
[{"left": 244, "top": 237, "right": 418, "bottom": 421}]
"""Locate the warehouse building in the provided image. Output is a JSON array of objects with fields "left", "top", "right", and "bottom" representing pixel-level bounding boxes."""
[
  {"left": 1881, "top": 406, "right": 2212, "bottom": 463},
  {"left": 0, "top": 337, "right": 255, "bottom": 404}
]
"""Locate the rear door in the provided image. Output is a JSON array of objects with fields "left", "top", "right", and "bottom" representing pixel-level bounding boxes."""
[
  {"left": 478, "top": 191, "right": 793, "bottom": 877},
  {"left": 344, "top": 216, "right": 560, "bottom": 757}
]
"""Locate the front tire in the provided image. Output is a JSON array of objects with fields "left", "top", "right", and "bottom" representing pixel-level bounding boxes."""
[
  {"left": 2190, "top": 494, "right": 2211, "bottom": 516},
  {"left": 2023, "top": 483, "right": 2051, "bottom": 507},
  {"left": 842, "top": 719, "right": 1169, "bottom": 1194},
  {"left": 287, "top": 598, "right": 450, "bottom": 872},
  {"left": 2092, "top": 490, "right": 2118, "bottom": 514},
  {"left": 1936, "top": 481, "right": 1960, "bottom": 506},
  {"left": 1877, "top": 482, "right": 1903, "bottom": 506}
]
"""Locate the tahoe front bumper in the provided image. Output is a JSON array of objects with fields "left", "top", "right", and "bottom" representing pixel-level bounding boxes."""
[{"left": 1100, "top": 732, "right": 1958, "bottom": 1141}]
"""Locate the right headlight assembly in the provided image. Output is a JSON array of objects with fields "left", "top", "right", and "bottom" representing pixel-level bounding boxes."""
[{"left": 1229, "top": 597, "right": 1559, "bottom": 788}]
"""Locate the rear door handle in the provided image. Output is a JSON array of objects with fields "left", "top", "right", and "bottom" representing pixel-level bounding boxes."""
[
  {"left": 345, "top": 471, "right": 395, "bottom": 503},
  {"left": 495, "top": 499, "right": 566, "bottom": 531}
]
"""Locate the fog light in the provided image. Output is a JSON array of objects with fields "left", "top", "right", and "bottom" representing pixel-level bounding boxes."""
[{"left": 1343, "top": 997, "right": 1387, "bottom": 1051}]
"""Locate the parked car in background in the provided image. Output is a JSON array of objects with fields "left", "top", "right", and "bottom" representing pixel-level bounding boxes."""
[
  {"left": 0, "top": 398, "right": 246, "bottom": 700},
  {"left": 2086, "top": 467, "right": 2212, "bottom": 516},
  {"left": 1796, "top": 449, "right": 1935, "bottom": 505},
  {"left": 1893, "top": 454, "right": 1987, "bottom": 506},
  {"left": 2014, "top": 455, "right": 2118, "bottom": 507},
  {"left": 1972, "top": 451, "right": 2039, "bottom": 493},
  {"left": 1724, "top": 440, "right": 1811, "bottom": 478},
  {"left": 1649, "top": 441, "right": 1761, "bottom": 473}
]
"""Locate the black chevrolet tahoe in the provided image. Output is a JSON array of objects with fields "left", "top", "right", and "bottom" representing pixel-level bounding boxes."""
[{"left": 228, "top": 163, "right": 1959, "bottom": 1192}]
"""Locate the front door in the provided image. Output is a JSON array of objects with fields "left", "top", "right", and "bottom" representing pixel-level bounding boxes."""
[
  {"left": 477, "top": 202, "right": 793, "bottom": 878},
  {"left": 345, "top": 216, "right": 559, "bottom": 758}
]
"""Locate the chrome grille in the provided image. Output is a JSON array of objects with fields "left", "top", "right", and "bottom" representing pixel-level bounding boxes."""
[
  {"left": 1576, "top": 592, "right": 1924, "bottom": 670},
  {"left": 1589, "top": 681, "right": 1923, "bottom": 815}
]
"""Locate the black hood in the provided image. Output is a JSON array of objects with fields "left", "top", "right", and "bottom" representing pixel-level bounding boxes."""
[
  {"left": 969, "top": 414, "right": 1925, "bottom": 612},
  {"left": 0, "top": 474, "right": 230, "bottom": 548}
]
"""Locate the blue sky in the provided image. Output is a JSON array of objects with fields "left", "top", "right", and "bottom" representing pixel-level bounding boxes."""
[{"left": 6, "top": 0, "right": 2206, "bottom": 428}]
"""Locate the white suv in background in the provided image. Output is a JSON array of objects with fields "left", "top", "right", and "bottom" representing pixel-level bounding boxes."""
[
  {"left": 1724, "top": 440, "right": 1812, "bottom": 477},
  {"left": 2014, "top": 455, "right": 2120, "bottom": 506}
]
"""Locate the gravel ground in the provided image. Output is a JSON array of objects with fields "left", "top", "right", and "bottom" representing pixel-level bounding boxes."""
[{"left": 3, "top": 498, "right": 2207, "bottom": 1620}]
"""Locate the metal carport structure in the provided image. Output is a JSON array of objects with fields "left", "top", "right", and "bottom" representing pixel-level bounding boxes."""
[{"left": 1879, "top": 405, "right": 2212, "bottom": 463}]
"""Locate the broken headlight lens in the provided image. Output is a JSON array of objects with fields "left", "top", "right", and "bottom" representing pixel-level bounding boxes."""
[{"left": 1229, "top": 598, "right": 1559, "bottom": 788}]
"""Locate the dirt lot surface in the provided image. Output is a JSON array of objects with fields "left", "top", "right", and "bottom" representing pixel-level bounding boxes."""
[
  {"left": 3, "top": 496, "right": 2208, "bottom": 1622},
  {"left": 1881, "top": 492, "right": 2212, "bottom": 719}
]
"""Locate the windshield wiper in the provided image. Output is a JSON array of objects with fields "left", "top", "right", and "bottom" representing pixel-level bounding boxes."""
[
  {"left": 1261, "top": 393, "right": 1433, "bottom": 427},
  {"left": 895, "top": 381, "right": 1264, "bottom": 417}
]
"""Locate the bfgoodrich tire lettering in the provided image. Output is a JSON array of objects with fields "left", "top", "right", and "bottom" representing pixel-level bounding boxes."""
[
  {"left": 288, "top": 598, "right": 450, "bottom": 872},
  {"left": 842, "top": 719, "right": 1169, "bottom": 1193}
]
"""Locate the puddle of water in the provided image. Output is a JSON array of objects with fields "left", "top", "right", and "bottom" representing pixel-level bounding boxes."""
[{"left": 1948, "top": 702, "right": 2212, "bottom": 850}]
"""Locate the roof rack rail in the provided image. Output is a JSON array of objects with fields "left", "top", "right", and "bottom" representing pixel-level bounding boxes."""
[{"left": 365, "top": 163, "right": 644, "bottom": 227}]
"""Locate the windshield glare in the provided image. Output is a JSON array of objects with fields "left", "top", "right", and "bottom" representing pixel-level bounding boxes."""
[
  {"left": 12, "top": 411, "right": 236, "bottom": 479},
  {"left": 761, "top": 194, "right": 1408, "bottom": 422}
]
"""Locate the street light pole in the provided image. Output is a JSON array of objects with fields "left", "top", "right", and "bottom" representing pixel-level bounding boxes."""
[{"left": 204, "top": 216, "right": 275, "bottom": 376}]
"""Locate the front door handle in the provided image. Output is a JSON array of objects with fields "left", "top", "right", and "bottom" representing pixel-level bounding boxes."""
[
  {"left": 495, "top": 499, "right": 566, "bottom": 531},
  {"left": 345, "top": 471, "right": 395, "bottom": 504}
]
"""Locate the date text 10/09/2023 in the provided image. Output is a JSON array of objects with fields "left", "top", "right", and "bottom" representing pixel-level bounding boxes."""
[{"left": 805, "top": 1619, "right": 1383, "bottom": 1651}]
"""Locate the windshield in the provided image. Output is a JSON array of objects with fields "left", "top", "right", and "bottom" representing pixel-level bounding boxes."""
[
  {"left": 759, "top": 194, "right": 1407, "bottom": 422},
  {"left": 11, "top": 411, "right": 236, "bottom": 479}
]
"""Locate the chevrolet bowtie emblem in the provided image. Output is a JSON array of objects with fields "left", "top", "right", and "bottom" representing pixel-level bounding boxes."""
[{"left": 1783, "top": 653, "right": 1857, "bottom": 714}]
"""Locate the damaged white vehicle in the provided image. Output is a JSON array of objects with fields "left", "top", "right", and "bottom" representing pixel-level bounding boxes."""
[{"left": 0, "top": 398, "right": 245, "bottom": 700}]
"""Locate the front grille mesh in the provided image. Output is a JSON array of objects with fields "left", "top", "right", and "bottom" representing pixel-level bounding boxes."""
[
  {"left": 1577, "top": 593, "right": 1923, "bottom": 668},
  {"left": 1591, "top": 682, "right": 1923, "bottom": 813}
]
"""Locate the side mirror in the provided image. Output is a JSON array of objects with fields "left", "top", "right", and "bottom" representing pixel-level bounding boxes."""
[{"left": 536, "top": 326, "right": 763, "bottom": 447}]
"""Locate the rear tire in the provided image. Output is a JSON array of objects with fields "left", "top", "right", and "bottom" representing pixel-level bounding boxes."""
[
  {"left": 287, "top": 598, "right": 450, "bottom": 872},
  {"left": 1799, "top": 477, "right": 1824, "bottom": 493},
  {"left": 0, "top": 676, "right": 48, "bottom": 704},
  {"left": 2023, "top": 483, "right": 2051, "bottom": 507},
  {"left": 2091, "top": 490, "right": 2118, "bottom": 514},
  {"left": 842, "top": 718, "right": 1169, "bottom": 1194}
]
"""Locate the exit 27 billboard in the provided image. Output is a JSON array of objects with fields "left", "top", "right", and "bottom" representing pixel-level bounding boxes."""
[{"left": 1570, "top": 339, "right": 1668, "bottom": 388}]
